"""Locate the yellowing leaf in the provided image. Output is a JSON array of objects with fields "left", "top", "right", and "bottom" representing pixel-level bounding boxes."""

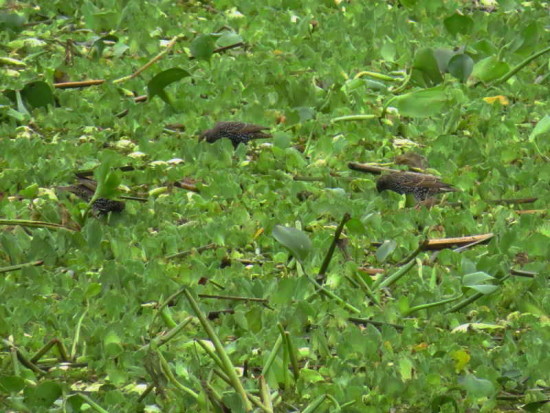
[
  {"left": 253, "top": 227, "right": 264, "bottom": 239},
  {"left": 412, "top": 342, "right": 429, "bottom": 352},
  {"left": 451, "top": 349, "right": 470, "bottom": 372},
  {"left": 483, "top": 95, "right": 509, "bottom": 105}
]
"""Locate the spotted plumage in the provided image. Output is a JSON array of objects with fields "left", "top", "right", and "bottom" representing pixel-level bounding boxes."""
[
  {"left": 200, "top": 121, "right": 272, "bottom": 147},
  {"left": 90, "top": 198, "right": 125, "bottom": 214},
  {"left": 376, "top": 172, "right": 457, "bottom": 201},
  {"left": 57, "top": 177, "right": 125, "bottom": 215}
]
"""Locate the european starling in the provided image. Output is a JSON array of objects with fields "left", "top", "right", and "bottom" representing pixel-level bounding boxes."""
[
  {"left": 57, "top": 177, "right": 125, "bottom": 215},
  {"left": 200, "top": 121, "right": 272, "bottom": 147},
  {"left": 376, "top": 172, "right": 457, "bottom": 201}
]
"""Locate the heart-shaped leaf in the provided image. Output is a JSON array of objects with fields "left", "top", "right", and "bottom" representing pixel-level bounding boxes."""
[
  {"left": 448, "top": 54, "right": 474, "bottom": 82},
  {"left": 148, "top": 68, "right": 190, "bottom": 105}
]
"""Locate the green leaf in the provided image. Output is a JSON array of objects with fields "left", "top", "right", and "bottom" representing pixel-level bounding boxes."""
[
  {"left": 190, "top": 34, "right": 216, "bottom": 60},
  {"left": 376, "top": 240, "right": 396, "bottom": 262},
  {"left": 392, "top": 86, "right": 451, "bottom": 117},
  {"left": 24, "top": 381, "right": 62, "bottom": 408},
  {"left": 21, "top": 81, "right": 55, "bottom": 109},
  {"left": 433, "top": 48, "right": 456, "bottom": 73},
  {"left": 19, "top": 183, "right": 39, "bottom": 198},
  {"left": 448, "top": 54, "right": 474, "bottom": 82},
  {"left": 216, "top": 32, "right": 243, "bottom": 48},
  {"left": 463, "top": 272, "right": 498, "bottom": 295},
  {"left": 444, "top": 13, "right": 474, "bottom": 36},
  {"left": 458, "top": 374, "right": 495, "bottom": 398},
  {"left": 0, "top": 375, "right": 26, "bottom": 393},
  {"left": 412, "top": 48, "right": 443, "bottom": 86},
  {"left": 529, "top": 115, "right": 550, "bottom": 141},
  {"left": 272, "top": 225, "right": 312, "bottom": 263},
  {"left": 93, "top": 151, "right": 121, "bottom": 200},
  {"left": 301, "top": 368, "right": 325, "bottom": 383},
  {"left": 0, "top": 13, "right": 26, "bottom": 35},
  {"left": 463, "top": 271, "right": 494, "bottom": 285},
  {"left": 104, "top": 330, "right": 123, "bottom": 356},
  {"left": 471, "top": 56, "right": 510, "bottom": 83},
  {"left": 85, "top": 282, "right": 102, "bottom": 298},
  {"left": 147, "top": 68, "right": 190, "bottom": 105}
]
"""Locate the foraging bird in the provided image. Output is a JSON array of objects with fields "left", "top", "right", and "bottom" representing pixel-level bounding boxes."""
[
  {"left": 376, "top": 172, "right": 457, "bottom": 201},
  {"left": 57, "top": 177, "right": 125, "bottom": 215},
  {"left": 200, "top": 121, "right": 272, "bottom": 147}
]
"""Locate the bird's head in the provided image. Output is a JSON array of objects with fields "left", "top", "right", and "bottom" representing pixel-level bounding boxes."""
[
  {"left": 376, "top": 175, "right": 391, "bottom": 193},
  {"left": 199, "top": 128, "right": 217, "bottom": 143}
]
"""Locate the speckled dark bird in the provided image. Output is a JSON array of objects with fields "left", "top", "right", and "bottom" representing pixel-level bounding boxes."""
[
  {"left": 57, "top": 177, "right": 125, "bottom": 215},
  {"left": 200, "top": 121, "right": 272, "bottom": 147},
  {"left": 376, "top": 172, "right": 457, "bottom": 201}
]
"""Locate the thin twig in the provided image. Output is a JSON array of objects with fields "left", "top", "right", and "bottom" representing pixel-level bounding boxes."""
[
  {"left": 489, "top": 197, "right": 538, "bottom": 205},
  {"left": 510, "top": 269, "right": 538, "bottom": 278},
  {"left": 166, "top": 243, "right": 217, "bottom": 260},
  {"left": 0, "top": 260, "right": 44, "bottom": 274},
  {"left": 54, "top": 79, "right": 105, "bottom": 89},
  {"left": 348, "top": 317, "right": 406, "bottom": 331},
  {"left": 189, "top": 42, "right": 245, "bottom": 60},
  {"left": 113, "top": 35, "right": 182, "bottom": 84},
  {"left": 348, "top": 162, "right": 435, "bottom": 177},
  {"left": 198, "top": 294, "right": 268, "bottom": 303},
  {"left": 317, "top": 213, "right": 351, "bottom": 282}
]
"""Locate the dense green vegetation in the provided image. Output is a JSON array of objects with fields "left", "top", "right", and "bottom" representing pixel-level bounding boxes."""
[{"left": 1, "top": 0, "right": 549, "bottom": 411}]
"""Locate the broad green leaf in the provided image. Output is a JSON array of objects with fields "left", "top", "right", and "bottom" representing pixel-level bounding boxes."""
[
  {"left": 376, "top": 239, "right": 396, "bottom": 262},
  {"left": 301, "top": 368, "right": 325, "bottom": 383},
  {"left": 147, "top": 68, "right": 190, "bottom": 105},
  {"left": 529, "top": 115, "right": 550, "bottom": 141},
  {"left": 345, "top": 218, "right": 366, "bottom": 235},
  {"left": 21, "top": 81, "right": 54, "bottom": 109},
  {"left": 463, "top": 271, "right": 494, "bottom": 285},
  {"left": 412, "top": 48, "right": 443, "bottom": 86},
  {"left": 444, "top": 13, "right": 474, "bottom": 36},
  {"left": 216, "top": 32, "right": 243, "bottom": 48},
  {"left": 0, "top": 13, "right": 25, "bottom": 35},
  {"left": 272, "top": 225, "right": 312, "bottom": 263},
  {"left": 24, "top": 381, "right": 62, "bottom": 408},
  {"left": 93, "top": 151, "right": 121, "bottom": 200},
  {"left": 448, "top": 54, "right": 474, "bottom": 82},
  {"left": 19, "top": 183, "right": 39, "bottom": 198},
  {"left": 104, "top": 331, "right": 123, "bottom": 356},
  {"left": 190, "top": 34, "right": 216, "bottom": 60},
  {"left": 471, "top": 56, "right": 509, "bottom": 83},
  {"left": 0, "top": 375, "right": 26, "bottom": 393},
  {"left": 459, "top": 374, "right": 495, "bottom": 398},
  {"left": 392, "top": 86, "right": 450, "bottom": 117},
  {"left": 85, "top": 282, "right": 102, "bottom": 298},
  {"left": 467, "top": 284, "right": 499, "bottom": 295},
  {"left": 433, "top": 48, "right": 456, "bottom": 73},
  {"left": 463, "top": 271, "right": 498, "bottom": 294}
]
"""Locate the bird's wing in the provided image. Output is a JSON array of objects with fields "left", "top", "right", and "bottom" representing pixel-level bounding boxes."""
[
  {"left": 238, "top": 123, "right": 270, "bottom": 134},
  {"left": 417, "top": 175, "right": 456, "bottom": 191},
  {"left": 402, "top": 173, "right": 456, "bottom": 191}
]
